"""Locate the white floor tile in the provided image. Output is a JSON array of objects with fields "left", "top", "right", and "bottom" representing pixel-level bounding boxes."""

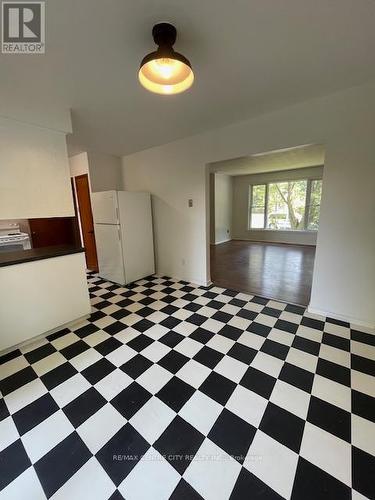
[
  {"left": 206, "top": 335, "right": 235, "bottom": 354},
  {"left": 351, "top": 370, "right": 375, "bottom": 398},
  {"left": 237, "top": 332, "right": 265, "bottom": 351},
  {"left": 300, "top": 422, "right": 351, "bottom": 487},
  {"left": 177, "top": 360, "right": 211, "bottom": 388},
  {"left": 22, "top": 410, "right": 74, "bottom": 463},
  {"left": 296, "top": 325, "right": 323, "bottom": 343},
  {"left": 137, "top": 364, "right": 173, "bottom": 394},
  {"left": 105, "top": 344, "right": 137, "bottom": 367},
  {"left": 285, "top": 347, "right": 318, "bottom": 373},
  {"left": 0, "top": 416, "right": 19, "bottom": 452},
  {"left": 94, "top": 369, "right": 133, "bottom": 401},
  {"left": 352, "top": 414, "right": 375, "bottom": 457},
  {"left": 319, "top": 344, "right": 350, "bottom": 368},
  {"left": 77, "top": 404, "right": 125, "bottom": 454},
  {"left": 69, "top": 348, "right": 102, "bottom": 372},
  {"left": 226, "top": 385, "right": 268, "bottom": 427},
  {"left": 244, "top": 430, "right": 298, "bottom": 499},
  {"left": 141, "top": 341, "right": 170, "bottom": 363},
  {"left": 250, "top": 352, "right": 284, "bottom": 378},
  {"left": 1, "top": 466, "right": 47, "bottom": 500},
  {"left": 130, "top": 397, "right": 175, "bottom": 444},
  {"left": 0, "top": 356, "right": 28, "bottom": 380},
  {"left": 200, "top": 318, "right": 225, "bottom": 333},
  {"left": 84, "top": 331, "right": 111, "bottom": 347},
  {"left": 51, "top": 457, "right": 115, "bottom": 500},
  {"left": 50, "top": 373, "right": 91, "bottom": 408},
  {"left": 174, "top": 338, "right": 203, "bottom": 358},
  {"left": 31, "top": 352, "right": 66, "bottom": 376},
  {"left": 179, "top": 391, "right": 222, "bottom": 435},
  {"left": 227, "top": 316, "right": 251, "bottom": 331},
  {"left": 214, "top": 356, "right": 248, "bottom": 383},
  {"left": 312, "top": 375, "right": 351, "bottom": 411},
  {"left": 51, "top": 333, "right": 80, "bottom": 350},
  {"left": 119, "top": 448, "right": 180, "bottom": 500},
  {"left": 270, "top": 379, "right": 311, "bottom": 419},
  {"left": 267, "top": 328, "right": 294, "bottom": 346},
  {"left": 5, "top": 379, "right": 47, "bottom": 414},
  {"left": 183, "top": 438, "right": 242, "bottom": 500}
]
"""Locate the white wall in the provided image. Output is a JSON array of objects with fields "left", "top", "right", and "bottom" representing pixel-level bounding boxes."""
[
  {"left": 87, "top": 151, "right": 122, "bottom": 192},
  {"left": 232, "top": 166, "right": 323, "bottom": 245},
  {"left": 214, "top": 174, "right": 233, "bottom": 244},
  {"left": 122, "top": 81, "right": 375, "bottom": 327},
  {"left": 0, "top": 116, "right": 74, "bottom": 219}
]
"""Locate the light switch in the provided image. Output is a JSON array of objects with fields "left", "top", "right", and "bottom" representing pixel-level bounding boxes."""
[{"left": 188, "top": 199, "right": 193, "bottom": 207}]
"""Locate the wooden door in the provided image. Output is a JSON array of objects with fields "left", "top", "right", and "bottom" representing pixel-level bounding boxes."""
[
  {"left": 75, "top": 174, "right": 98, "bottom": 271},
  {"left": 29, "top": 217, "right": 78, "bottom": 248}
]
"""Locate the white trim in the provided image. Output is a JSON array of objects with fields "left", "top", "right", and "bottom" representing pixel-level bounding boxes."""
[
  {"left": 156, "top": 271, "right": 212, "bottom": 288},
  {"left": 214, "top": 238, "right": 232, "bottom": 245},
  {"left": 307, "top": 306, "right": 375, "bottom": 331},
  {"left": 232, "top": 237, "right": 315, "bottom": 247},
  {"left": 0, "top": 314, "right": 90, "bottom": 357}
]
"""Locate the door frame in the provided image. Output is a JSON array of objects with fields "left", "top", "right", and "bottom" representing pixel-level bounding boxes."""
[{"left": 74, "top": 173, "right": 99, "bottom": 272}]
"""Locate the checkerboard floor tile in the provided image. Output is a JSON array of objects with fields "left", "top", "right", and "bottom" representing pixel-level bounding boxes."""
[{"left": 0, "top": 272, "right": 374, "bottom": 499}]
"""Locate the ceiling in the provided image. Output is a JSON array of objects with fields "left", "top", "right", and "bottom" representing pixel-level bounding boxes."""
[
  {"left": 210, "top": 144, "right": 325, "bottom": 176},
  {"left": 1, "top": 0, "right": 375, "bottom": 157}
]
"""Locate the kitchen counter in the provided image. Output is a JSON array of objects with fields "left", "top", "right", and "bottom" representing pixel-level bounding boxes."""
[
  {"left": 0, "top": 244, "right": 85, "bottom": 267},
  {"left": 0, "top": 249, "right": 91, "bottom": 352}
]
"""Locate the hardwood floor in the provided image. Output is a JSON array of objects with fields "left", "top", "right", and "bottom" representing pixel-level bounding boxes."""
[{"left": 210, "top": 240, "right": 316, "bottom": 306}]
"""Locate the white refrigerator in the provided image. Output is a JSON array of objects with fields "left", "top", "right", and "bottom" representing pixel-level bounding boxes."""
[{"left": 91, "top": 190, "right": 155, "bottom": 285}]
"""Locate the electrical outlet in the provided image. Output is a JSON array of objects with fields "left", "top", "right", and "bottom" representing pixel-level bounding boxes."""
[{"left": 188, "top": 199, "right": 193, "bottom": 207}]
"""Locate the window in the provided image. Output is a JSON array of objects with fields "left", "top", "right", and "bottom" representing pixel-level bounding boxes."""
[{"left": 249, "top": 178, "right": 322, "bottom": 231}]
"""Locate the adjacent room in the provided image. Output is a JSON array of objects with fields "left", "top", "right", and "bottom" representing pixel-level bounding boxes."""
[
  {"left": 210, "top": 144, "right": 324, "bottom": 305},
  {"left": 0, "top": 2, "right": 374, "bottom": 500}
]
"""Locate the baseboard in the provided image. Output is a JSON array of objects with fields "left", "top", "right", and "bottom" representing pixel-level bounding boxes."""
[
  {"left": 232, "top": 238, "right": 316, "bottom": 248},
  {"left": 307, "top": 306, "right": 374, "bottom": 331},
  {"left": 0, "top": 314, "right": 90, "bottom": 357},
  {"left": 155, "top": 271, "right": 212, "bottom": 288},
  {"left": 214, "top": 238, "right": 232, "bottom": 245}
]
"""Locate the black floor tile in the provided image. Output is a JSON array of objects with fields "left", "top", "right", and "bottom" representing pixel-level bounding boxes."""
[
  {"left": 154, "top": 416, "right": 204, "bottom": 474},
  {"left": 63, "top": 387, "right": 106, "bottom": 427},
  {"left": 352, "top": 390, "right": 375, "bottom": 423},
  {"left": 127, "top": 334, "right": 154, "bottom": 352},
  {"left": 193, "top": 346, "right": 224, "bottom": 369},
  {"left": 158, "top": 351, "right": 189, "bottom": 374},
  {"left": 260, "top": 402, "right": 305, "bottom": 453},
  {"left": 208, "top": 408, "right": 256, "bottom": 463},
  {"left": 292, "top": 336, "right": 320, "bottom": 356},
  {"left": 218, "top": 325, "right": 243, "bottom": 341},
  {"left": 190, "top": 328, "right": 215, "bottom": 345},
  {"left": 41, "top": 362, "right": 77, "bottom": 391},
  {"left": 74, "top": 323, "right": 99, "bottom": 338},
  {"left": 170, "top": 479, "right": 204, "bottom": 500},
  {"left": 199, "top": 372, "right": 236, "bottom": 405},
  {"left": 240, "top": 366, "right": 276, "bottom": 399},
  {"left": 120, "top": 354, "right": 152, "bottom": 379},
  {"left": 103, "top": 321, "right": 127, "bottom": 335},
  {"left": 261, "top": 339, "right": 289, "bottom": 360},
  {"left": 95, "top": 337, "right": 123, "bottom": 356},
  {"left": 352, "top": 446, "right": 375, "bottom": 500},
  {"left": 110, "top": 382, "right": 151, "bottom": 419},
  {"left": 301, "top": 317, "right": 325, "bottom": 331},
  {"left": 274, "top": 319, "right": 298, "bottom": 334},
  {"left": 230, "top": 468, "right": 282, "bottom": 500},
  {"left": 322, "top": 332, "right": 350, "bottom": 352},
  {"left": 307, "top": 396, "right": 351, "bottom": 442},
  {"left": 24, "top": 343, "right": 56, "bottom": 364},
  {"left": 34, "top": 432, "right": 91, "bottom": 497},
  {"left": 291, "top": 457, "right": 350, "bottom": 500},
  {"left": 159, "top": 331, "right": 184, "bottom": 348},
  {"left": 279, "top": 363, "right": 314, "bottom": 393},
  {"left": 228, "top": 343, "right": 257, "bottom": 364},
  {"left": 61, "top": 340, "right": 90, "bottom": 360},
  {"left": 247, "top": 322, "right": 271, "bottom": 337},
  {"left": 82, "top": 358, "right": 117, "bottom": 384},
  {"left": 156, "top": 376, "right": 195, "bottom": 412},
  {"left": 316, "top": 358, "right": 350, "bottom": 387},
  {"left": 13, "top": 393, "right": 59, "bottom": 435},
  {"left": 0, "top": 439, "right": 31, "bottom": 490},
  {"left": 0, "top": 366, "right": 38, "bottom": 396}
]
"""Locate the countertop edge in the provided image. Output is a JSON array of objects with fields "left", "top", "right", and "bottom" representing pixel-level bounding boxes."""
[{"left": 0, "top": 246, "right": 85, "bottom": 268}]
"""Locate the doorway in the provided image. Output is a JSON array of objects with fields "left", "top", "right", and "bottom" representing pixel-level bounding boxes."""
[
  {"left": 74, "top": 174, "right": 98, "bottom": 271},
  {"left": 208, "top": 144, "right": 325, "bottom": 306}
]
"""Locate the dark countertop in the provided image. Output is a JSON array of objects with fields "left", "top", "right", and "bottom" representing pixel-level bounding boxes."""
[{"left": 0, "top": 245, "right": 85, "bottom": 268}]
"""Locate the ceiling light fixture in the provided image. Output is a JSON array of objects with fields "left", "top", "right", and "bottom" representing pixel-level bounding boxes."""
[{"left": 139, "top": 23, "right": 194, "bottom": 95}]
